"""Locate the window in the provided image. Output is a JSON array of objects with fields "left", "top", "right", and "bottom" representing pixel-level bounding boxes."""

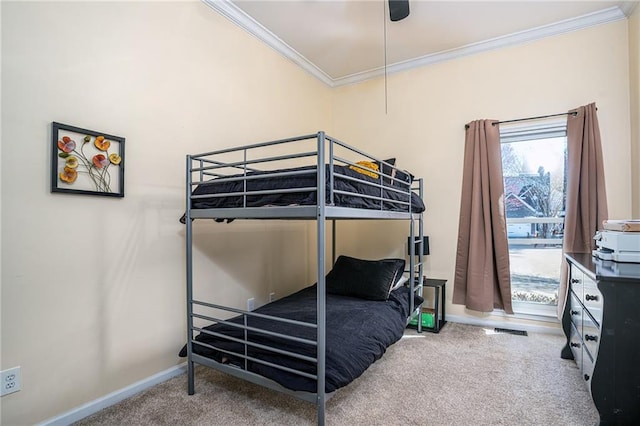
[{"left": 500, "top": 121, "right": 567, "bottom": 317}]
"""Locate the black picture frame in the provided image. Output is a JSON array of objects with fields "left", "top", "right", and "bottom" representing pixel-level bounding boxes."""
[{"left": 51, "top": 122, "right": 125, "bottom": 197}]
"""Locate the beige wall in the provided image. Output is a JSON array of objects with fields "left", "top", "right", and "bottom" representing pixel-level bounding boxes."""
[
  {"left": 331, "top": 20, "right": 632, "bottom": 327},
  {"left": 0, "top": 2, "right": 331, "bottom": 424},
  {"left": 630, "top": 5, "right": 640, "bottom": 217},
  {"left": 1, "top": 3, "right": 637, "bottom": 425}
]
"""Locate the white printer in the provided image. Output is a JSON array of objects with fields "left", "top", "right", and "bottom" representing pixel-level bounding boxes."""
[{"left": 593, "top": 230, "right": 640, "bottom": 263}]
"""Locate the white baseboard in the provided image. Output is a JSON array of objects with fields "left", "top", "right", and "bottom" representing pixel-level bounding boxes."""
[
  {"left": 38, "top": 363, "right": 188, "bottom": 426},
  {"left": 446, "top": 315, "right": 563, "bottom": 335}
]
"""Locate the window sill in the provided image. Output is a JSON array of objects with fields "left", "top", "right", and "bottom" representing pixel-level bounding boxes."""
[{"left": 510, "top": 301, "right": 559, "bottom": 320}]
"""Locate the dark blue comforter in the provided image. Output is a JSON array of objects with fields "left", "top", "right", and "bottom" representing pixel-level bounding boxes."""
[{"left": 179, "top": 285, "right": 419, "bottom": 393}]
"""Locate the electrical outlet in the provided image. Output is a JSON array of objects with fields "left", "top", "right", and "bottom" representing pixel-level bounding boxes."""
[
  {"left": 1, "top": 366, "right": 21, "bottom": 396},
  {"left": 269, "top": 292, "right": 276, "bottom": 302},
  {"left": 247, "top": 298, "right": 255, "bottom": 311}
]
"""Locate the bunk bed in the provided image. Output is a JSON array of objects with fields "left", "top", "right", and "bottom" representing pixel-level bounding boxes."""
[{"left": 182, "top": 131, "right": 426, "bottom": 425}]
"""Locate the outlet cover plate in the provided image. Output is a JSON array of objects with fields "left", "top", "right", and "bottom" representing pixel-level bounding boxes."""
[{"left": 1, "top": 366, "right": 21, "bottom": 396}]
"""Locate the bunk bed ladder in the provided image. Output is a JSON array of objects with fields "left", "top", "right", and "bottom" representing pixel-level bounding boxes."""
[
  {"left": 408, "top": 177, "right": 425, "bottom": 332},
  {"left": 417, "top": 176, "right": 425, "bottom": 324}
]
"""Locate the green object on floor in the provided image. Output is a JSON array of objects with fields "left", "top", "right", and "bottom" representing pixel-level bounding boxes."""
[{"left": 409, "top": 311, "right": 435, "bottom": 328}]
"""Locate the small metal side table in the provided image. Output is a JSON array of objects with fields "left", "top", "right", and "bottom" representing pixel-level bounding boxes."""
[{"left": 423, "top": 278, "right": 447, "bottom": 333}]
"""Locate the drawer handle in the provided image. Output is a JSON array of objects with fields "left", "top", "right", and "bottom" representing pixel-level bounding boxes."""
[
  {"left": 584, "top": 374, "right": 590, "bottom": 381},
  {"left": 571, "top": 278, "right": 579, "bottom": 284},
  {"left": 585, "top": 334, "right": 598, "bottom": 342},
  {"left": 570, "top": 342, "right": 581, "bottom": 348},
  {"left": 585, "top": 294, "right": 599, "bottom": 302},
  {"left": 570, "top": 310, "right": 580, "bottom": 316}
]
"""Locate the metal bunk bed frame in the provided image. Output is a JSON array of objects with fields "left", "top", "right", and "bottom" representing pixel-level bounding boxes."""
[{"left": 185, "top": 131, "right": 424, "bottom": 425}]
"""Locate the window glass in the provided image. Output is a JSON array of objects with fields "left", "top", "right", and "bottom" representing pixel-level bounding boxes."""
[{"left": 501, "top": 124, "right": 567, "bottom": 317}]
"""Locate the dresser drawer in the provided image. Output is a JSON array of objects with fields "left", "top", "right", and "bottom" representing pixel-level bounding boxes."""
[
  {"left": 569, "top": 291, "right": 583, "bottom": 335},
  {"left": 570, "top": 264, "right": 583, "bottom": 301},
  {"left": 569, "top": 321, "right": 583, "bottom": 372},
  {"left": 582, "top": 277, "right": 603, "bottom": 326},
  {"left": 582, "top": 349, "right": 594, "bottom": 389},
  {"left": 582, "top": 311, "right": 600, "bottom": 359}
]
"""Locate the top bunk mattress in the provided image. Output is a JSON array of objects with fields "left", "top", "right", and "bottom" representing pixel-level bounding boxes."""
[{"left": 188, "top": 164, "right": 425, "bottom": 214}]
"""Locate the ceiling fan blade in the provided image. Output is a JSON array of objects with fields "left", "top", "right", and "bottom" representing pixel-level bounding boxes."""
[{"left": 389, "top": 0, "right": 410, "bottom": 22}]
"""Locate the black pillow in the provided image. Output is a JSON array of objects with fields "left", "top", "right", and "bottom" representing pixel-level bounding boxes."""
[
  {"left": 325, "top": 255, "right": 405, "bottom": 301},
  {"left": 375, "top": 158, "right": 396, "bottom": 185},
  {"left": 374, "top": 158, "right": 414, "bottom": 187},
  {"left": 394, "top": 169, "right": 414, "bottom": 187}
]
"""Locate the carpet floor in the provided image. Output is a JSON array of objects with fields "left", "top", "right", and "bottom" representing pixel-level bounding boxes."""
[{"left": 75, "top": 322, "right": 599, "bottom": 425}]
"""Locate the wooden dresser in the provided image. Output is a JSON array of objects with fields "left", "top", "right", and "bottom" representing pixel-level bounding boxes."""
[{"left": 561, "top": 252, "right": 640, "bottom": 425}]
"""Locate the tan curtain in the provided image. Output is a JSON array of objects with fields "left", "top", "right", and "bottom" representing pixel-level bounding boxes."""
[
  {"left": 557, "top": 103, "right": 608, "bottom": 318},
  {"left": 453, "top": 120, "right": 513, "bottom": 314}
]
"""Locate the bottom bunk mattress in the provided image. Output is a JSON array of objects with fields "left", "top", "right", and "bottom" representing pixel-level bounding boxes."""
[{"left": 179, "top": 285, "right": 420, "bottom": 393}]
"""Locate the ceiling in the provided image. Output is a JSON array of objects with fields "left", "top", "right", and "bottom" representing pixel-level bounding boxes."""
[{"left": 205, "top": 0, "right": 638, "bottom": 87}]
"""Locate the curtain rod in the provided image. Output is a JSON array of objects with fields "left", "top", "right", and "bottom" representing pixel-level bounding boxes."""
[{"left": 464, "top": 111, "right": 578, "bottom": 130}]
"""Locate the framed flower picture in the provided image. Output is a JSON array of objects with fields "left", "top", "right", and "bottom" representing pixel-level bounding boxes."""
[{"left": 51, "top": 122, "right": 125, "bottom": 197}]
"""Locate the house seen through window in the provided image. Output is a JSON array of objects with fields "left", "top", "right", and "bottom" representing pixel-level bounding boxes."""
[{"left": 500, "top": 122, "right": 567, "bottom": 317}]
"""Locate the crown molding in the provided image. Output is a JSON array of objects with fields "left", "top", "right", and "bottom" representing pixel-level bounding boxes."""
[
  {"left": 202, "top": 0, "right": 334, "bottom": 86},
  {"left": 333, "top": 6, "right": 627, "bottom": 87},
  {"left": 620, "top": 1, "right": 638, "bottom": 16},
  {"left": 202, "top": 1, "right": 628, "bottom": 88}
]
